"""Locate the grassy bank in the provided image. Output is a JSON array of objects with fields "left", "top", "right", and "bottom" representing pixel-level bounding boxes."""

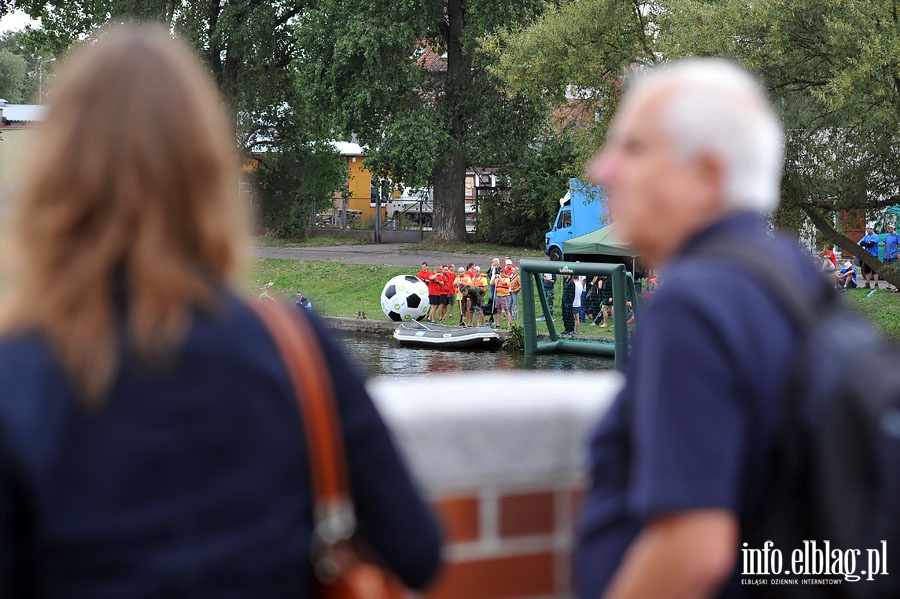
[
  {"left": 248, "top": 258, "right": 624, "bottom": 338},
  {"left": 249, "top": 259, "right": 900, "bottom": 341},
  {"left": 843, "top": 287, "right": 900, "bottom": 341}
]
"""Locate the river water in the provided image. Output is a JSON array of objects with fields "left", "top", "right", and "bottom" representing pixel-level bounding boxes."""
[{"left": 336, "top": 333, "right": 616, "bottom": 379}]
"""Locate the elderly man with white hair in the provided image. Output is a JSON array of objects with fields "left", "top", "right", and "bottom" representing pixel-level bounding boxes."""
[{"left": 576, "top": 59, "right": 823, "bottom": 598}]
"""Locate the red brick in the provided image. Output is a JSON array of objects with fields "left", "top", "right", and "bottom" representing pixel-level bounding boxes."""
[
  {"left": 434, "top": 496, "right": 480, "bottom": 543},
  {"left": 499, "top": 491, "right": 554, "bottom": 537},
  {"left": 425, "top": 552, "right": 555, "bottom": 599}
]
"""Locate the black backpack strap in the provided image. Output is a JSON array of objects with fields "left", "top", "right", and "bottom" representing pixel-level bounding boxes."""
[{"left": 687, "top": 240, "right": 830, "bottom": 332}]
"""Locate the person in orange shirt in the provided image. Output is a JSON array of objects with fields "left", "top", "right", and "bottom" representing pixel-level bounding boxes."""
[
  {"left": 455, "top": 266, "right": 473, "bottom": 326},
  {"left": 508, "top": 265, "right": 521, "bottom": 320},
  {"left": 471, "top": 265, "right": 488, "bottom": 327},
  {"left": 494, "top": 270, "right": 512, "bottom": 329}
]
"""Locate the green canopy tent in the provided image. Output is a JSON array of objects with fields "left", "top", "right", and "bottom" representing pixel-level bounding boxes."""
[
  {"left": 563, "top": 222, "right": 636, "bottom": 257},
  {"left": 563, "top": 222, "right": 642, "bottom": 283}
]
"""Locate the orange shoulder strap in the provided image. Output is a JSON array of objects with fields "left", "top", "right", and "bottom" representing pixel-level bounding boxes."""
[{"left": 248, "top": 301, "right": 352, "bottom": 530}]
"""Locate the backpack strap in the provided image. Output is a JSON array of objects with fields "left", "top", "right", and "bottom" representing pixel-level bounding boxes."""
[{"left": 687, "top": 240, "right": 832, "bottom": 332}]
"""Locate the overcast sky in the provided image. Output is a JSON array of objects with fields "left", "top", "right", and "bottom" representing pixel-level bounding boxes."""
[{"left": 0, "top": 10, "right": 39, "bottom": 33}]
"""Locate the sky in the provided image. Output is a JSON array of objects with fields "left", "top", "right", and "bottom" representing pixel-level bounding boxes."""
[{"left": 0, "top": 10, "right": 39, "bottom": 33}]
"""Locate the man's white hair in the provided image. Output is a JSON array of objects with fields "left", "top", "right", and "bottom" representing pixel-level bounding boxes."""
[{"left": 628, "top": 59, "right": 784, "bottom": 213}]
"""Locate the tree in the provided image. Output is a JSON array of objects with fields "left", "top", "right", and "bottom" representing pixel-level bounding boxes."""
[
  {"left": 477, "top": 129, "right": 577, "bottom": 248},
  {"left": 9, "top": 1, "right": 346, "bottom": 236},
  {"left": 0, "top": 50, "right": 26, "bottom": 102},
  {"left": 295, "top": 0, "right": 548, "bottom": 241},
  {"left": 490, "top": 0, "right": 657, "bottom": 162},
  {"left": 659, "top": 0, "right": 900, "bottom": 287},
  {"left": 0, "top": 29, "right": 58, "bottom": 103}
]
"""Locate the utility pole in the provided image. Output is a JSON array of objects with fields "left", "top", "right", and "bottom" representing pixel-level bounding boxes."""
[{"left": 38, "top": 57, "right": 56, "bottom": 104}]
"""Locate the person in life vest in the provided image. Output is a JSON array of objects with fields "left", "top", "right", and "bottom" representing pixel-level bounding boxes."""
[
  {"left": 471, "top": 265, "right": 488, "bottom": 327},
  {"left": 455, "top": 267, "right": 471, "bottom": 326},
  {"left": 508, "top": 265, "right": 521, "bottom": 320},
  {"left": 494, "top": 270, "right": 513, "bottom": 329}
]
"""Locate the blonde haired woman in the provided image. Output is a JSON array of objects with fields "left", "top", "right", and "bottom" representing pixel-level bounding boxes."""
[{"left": 0, "top": 25, "right": 440, "bottom": 597}]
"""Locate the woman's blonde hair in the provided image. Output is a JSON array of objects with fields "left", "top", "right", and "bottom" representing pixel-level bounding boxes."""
[{"left": 4, "top": 24, "right": 248, "bottom": 405}]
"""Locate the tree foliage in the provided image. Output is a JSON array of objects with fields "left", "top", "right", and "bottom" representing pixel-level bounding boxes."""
[
  {"left": 295, "top": 0, "right": 548, "bottom": 241},
  {"left": 659, "top": 0, "right": 900, "bottom": 284},
  {"left": 490, "top": 0, "right": 656, "bottom": 161},
  {"left": 10, "top": 1, "right": 346, "bottom": 236},
  {"left": 0, "top": 50, "right": 26, "bottom": 103},
  {"left": 477, "top": 129, "right": 577, "bottom": 248}
]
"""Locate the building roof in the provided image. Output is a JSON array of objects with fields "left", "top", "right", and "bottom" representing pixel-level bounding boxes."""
[
  {"left": 1, "top": 104, "right": 46, "bottom": 123},
  {"left": 416, "top": 47, "right": 447, "bottom": 73},
  {"left": 331, "top": 141, "right": 364, "bottom": 156}
]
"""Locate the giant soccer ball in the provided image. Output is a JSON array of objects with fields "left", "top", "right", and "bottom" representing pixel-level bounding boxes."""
[{"left": 381, "top": 275, "right": 429, "bottom": 322}]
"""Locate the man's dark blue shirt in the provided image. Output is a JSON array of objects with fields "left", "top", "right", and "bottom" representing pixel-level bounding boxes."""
[{"left": 577, "top": 211, "right": 823, "bottom": 598}]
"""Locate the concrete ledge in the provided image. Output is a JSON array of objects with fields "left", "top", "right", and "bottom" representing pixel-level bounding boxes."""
[{"left": 367, "top": 371, "right": 622, "bottom": 493}]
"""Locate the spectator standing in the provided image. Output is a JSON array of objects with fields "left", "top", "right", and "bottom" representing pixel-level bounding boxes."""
[
  {"left": 592, "top": 275, "right": 612, "bottom": 328},
  {"left": 573, "top": 275, "right": 584, "bottom": 335},
  {"left": 577, "top": 59, "right": 824, "bottom": 598},
  {"left": 858, "top": 224, "right": 881, "bottom": 290},
  {"left": 819, "top": 244, "right": 836, "bottom": 272},
  {"left": 560, "top": 274, "right": 576, "bottom": 335},
  {"left": 885, "top": 224, "right": 899, "bottom": 292},
  {"left": 542, "top": 272, "right": 556, "bottom": 317},
  {"left": 494, "top": 269, "right": 512, "bottom": 329},
  {"left": 446, "top": 264, "right": 457, "bottom": 320},
  {"left": 0, "top": 25, "right": 441, "bottom": 597},
  {"left": 487, "top": 258, "right": 501, "bottom": 327},
  {"left": 508, "top": 265, "right": 521, "bottom": 320},
  {"left": 423, "top": 263, "right": 444, "bottom": 323},
  {"left": 439, "top": 265, "right": 454, "bottom": 321},
  {"left": 455, "top": 267, "right": 469, "bottom": 324},
  {"left": 472, "top": 266, "right": 488, "bottom": 327},
  {"left": 295, "top": 291, "right": 312, "bottom": 313}
]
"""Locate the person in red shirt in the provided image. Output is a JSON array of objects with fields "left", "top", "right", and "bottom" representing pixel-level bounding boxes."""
[
  {"left": 421, "top": 263, "right": 445, "bottom": 323},
  {"left": 819, "top": 245, "right": 837, "bottom": 272},
  {"left": 442, "top": 265, "right": 457, "bottom": 321}
]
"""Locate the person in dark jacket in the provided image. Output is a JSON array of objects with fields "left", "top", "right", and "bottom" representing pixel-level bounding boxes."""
[
  {"left": 560, "top": 274, "right": 576, "bottom": 335},
  {"left": 0, "top": 24, "right": 441, "bottom": 598},
  {"left": 578, "top": 59, "right": 822, "bottom": 598}
]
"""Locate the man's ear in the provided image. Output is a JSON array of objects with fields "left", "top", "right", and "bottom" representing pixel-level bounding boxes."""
[{"left": 693, "top": 153, "right": 726, "bottom": 208}]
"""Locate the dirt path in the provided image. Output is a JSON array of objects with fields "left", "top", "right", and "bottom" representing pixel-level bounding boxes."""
[{"left": 254, "top": 243, "right": 546, "bottom": 268}]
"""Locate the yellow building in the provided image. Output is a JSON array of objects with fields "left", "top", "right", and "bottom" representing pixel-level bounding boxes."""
[{"left": 331, "top": 141, "right": 398, "bottom": 224}]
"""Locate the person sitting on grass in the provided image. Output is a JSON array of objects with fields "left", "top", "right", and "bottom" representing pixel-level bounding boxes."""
[
  {"left": 835, "top": 261, "right": 858, "bottom": 290},
  {"left": 295, "top": 291, "right": 312, "bottom": 313},
  {"left": 819, "top": 244, "right": 837, "bottom": 272}
]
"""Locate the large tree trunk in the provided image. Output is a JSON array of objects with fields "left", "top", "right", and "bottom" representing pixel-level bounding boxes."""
[
  {"left": 432, "top": 0, "right": 471, "bottom": 241},
  {"left": 801, "top": 205, "right": 900, "bottom": 288},
  {"left": 433, "top": 143, "right": 467, "bottom": 240}
]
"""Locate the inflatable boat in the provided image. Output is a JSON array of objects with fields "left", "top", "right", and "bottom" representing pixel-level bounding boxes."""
[{"left": 393, "top": 321, "right": 502, "bottom": 350}]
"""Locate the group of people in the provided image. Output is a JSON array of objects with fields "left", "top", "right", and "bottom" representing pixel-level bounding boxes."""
[
  {"left": 416, "top": 257, "right": 522, "bottom": 328},
  {"left": 542, "top": 271, "right": 639, "bottom": 335},
  {"left": 820, "top": 222, "right": 900, "bottom": 292}
]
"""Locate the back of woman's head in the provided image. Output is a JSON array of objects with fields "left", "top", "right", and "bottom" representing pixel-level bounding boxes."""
[{"left": 5, "top": 24, "right": 248, "bottom": 405}]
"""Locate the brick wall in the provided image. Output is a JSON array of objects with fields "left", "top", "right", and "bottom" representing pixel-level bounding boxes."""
[
  {"left": 368, "top": 372, "right": 620, "bottom": 599},
  {"left": 424, "top": 487, "right": 584, "bottom": 599}
]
